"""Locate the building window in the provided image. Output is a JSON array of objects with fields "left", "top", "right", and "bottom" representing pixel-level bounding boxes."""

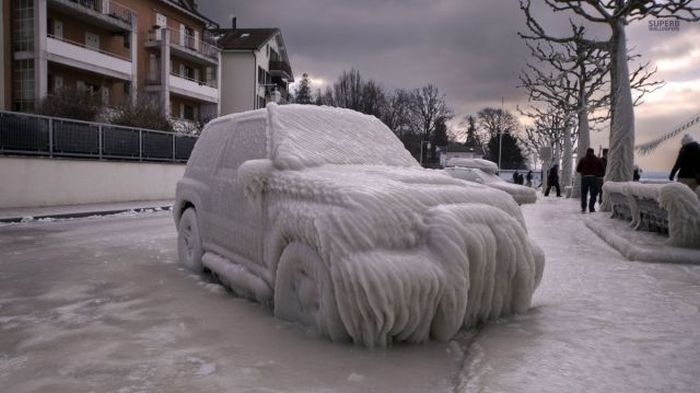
[
  {"left": 12, "top": 0, "right": 34, "bottom": 52},
  {"left": 12, "top": 59, "right": 35, "bottom": 111},
  {"left": 183, "top": 104, "right": 195, "bottom": 120},
  {"left": 257, "top": 96, "right": 266, "bottom": 109}
]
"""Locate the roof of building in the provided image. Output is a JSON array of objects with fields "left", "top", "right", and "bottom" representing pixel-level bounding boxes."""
[
  {"left": 215, "top": 28, "right": 280, "bottom": 50},
  {"left": 161, "top": 0, "right": 218, "bottom": 27}
]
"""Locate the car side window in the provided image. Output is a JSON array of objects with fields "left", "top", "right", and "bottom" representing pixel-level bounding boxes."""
[
  {"left": 220, "top": 116, "right": 268, "bottom": 171},
  {"left": 188, "top": 121, "right": 225, "bottom": 172}
]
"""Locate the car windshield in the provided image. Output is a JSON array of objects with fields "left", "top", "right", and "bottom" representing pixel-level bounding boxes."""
[{"left": 269, "top": 104, "right": 418, "bottom": 169}]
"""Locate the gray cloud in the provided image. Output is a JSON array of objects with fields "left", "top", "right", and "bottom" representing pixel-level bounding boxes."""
[{"left": 199, "top": 0, "right": 700, "bottom": 171}]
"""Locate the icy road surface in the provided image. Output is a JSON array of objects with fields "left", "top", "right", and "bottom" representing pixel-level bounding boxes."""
[
  {"left": 458, "top": 197, "right": 700, "bottom": 393},
  {"left": 0, "top": 212, "right": 461, "bottom": 393},
  {"left": 1, "top": 198, "right": 698, "bottom": 392}
]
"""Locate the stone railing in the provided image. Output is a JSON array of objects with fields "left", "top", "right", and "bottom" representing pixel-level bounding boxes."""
[{"left": 602, "top": 181, "right": 700, "bottom": 249}]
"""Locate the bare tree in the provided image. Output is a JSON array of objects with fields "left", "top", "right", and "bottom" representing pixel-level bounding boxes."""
[
  {"left": 477, "top": 108, "right": 520, "bottom": 141},
  {"left": 410, "top": 84, "right": 452, "bottom": 143},
  {"left": 381, "top": 89, "right": 415, "bottom": 137},
  {"left": 524, "top": 0, "right": 699, "bottom": 208}
]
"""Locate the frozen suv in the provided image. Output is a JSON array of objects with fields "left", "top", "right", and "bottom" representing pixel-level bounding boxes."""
[{"left": 174, "top": 104, "right": 544, "bottom": 347}]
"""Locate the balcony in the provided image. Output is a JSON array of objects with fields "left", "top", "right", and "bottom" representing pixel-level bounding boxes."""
[
  {"left": 145, "top": 28, "right": 219, "bottom": 66},
  {"left": 269, "top": 60, "right": 293, "bottom": 81},
  {"left": 46, "top": 35, "right": 132, "bottom": 81},
  {"left": 48, "top": 0, "right": 135, "bottom": 32},
  {"left": 169, "top": 73, "right": 218, "bottom": 103}
]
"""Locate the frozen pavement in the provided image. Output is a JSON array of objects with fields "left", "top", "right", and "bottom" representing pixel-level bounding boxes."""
[
  {"left": 0, "top": 211, "right": 462, "bottom": 393},
  {"left": 1, "top": 198, "right": 698, "bottom": 392},
  {"left": 0, "top": 200, "right": 173, "bottom": 223},
  {"left": 458, "top": 196, "right": 700, "bottom": 393}
]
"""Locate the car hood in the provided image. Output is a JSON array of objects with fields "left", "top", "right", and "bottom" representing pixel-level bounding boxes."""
[{"left": 260, "top": 164, "right": 526, "bottom": 255}]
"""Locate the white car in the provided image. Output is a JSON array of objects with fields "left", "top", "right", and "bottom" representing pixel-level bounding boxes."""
[
  {"left": 444, "top": 159, "right": 537, "bottom": 205},
  {"left": 174, "top": 104, "right": 544, "bottom": 347}
]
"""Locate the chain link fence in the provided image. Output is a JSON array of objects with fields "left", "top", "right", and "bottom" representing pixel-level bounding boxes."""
[{"left": 0, "top": 110, "right": 197, "bottom": 163}]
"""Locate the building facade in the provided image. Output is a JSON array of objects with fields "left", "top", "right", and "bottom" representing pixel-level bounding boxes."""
[
  {"left": 2, "top": 0, "right": 221, "bottom": 125},
  {"left": 215, "top": 24, "right": 293, "bottom": 115}
]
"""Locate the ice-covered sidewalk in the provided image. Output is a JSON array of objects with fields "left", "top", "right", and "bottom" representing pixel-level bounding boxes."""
[
  {"left": 0, "top": 200, "right": 173, "bottom": 223},
  {"left": 458, "top": 196, "right": 700, "bottom": 393}
]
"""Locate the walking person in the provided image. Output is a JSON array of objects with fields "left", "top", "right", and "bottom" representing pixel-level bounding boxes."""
[
  {"left": 577, "top": 148, "right": 605, "bottom": 213},
  {"left": 669, "top": 134, "right": 700, "bottom": 190},
  {"left": 598, "top": 148, "right": 608, "bottom": 204},
  {"left": 526, "top": 170, "right": 533, "bottom": 187},
  {"left": 544, "top": 164, "right": 561, "bottom": 197},
  {"left": 633, "top": 166, "right": 642, "bottom": 182}
]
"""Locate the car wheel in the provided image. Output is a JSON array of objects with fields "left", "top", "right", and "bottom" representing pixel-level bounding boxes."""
[
  {"left": 178, "top": 208, "right": 203, "bottom": 273},
  {"left": 274, "top": 242, "right": 348, "bottom": 342}
]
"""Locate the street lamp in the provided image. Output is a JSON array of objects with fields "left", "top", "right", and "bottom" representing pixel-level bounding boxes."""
[{"left": 420, "top": 140, "right": 431, "bottom": 167}]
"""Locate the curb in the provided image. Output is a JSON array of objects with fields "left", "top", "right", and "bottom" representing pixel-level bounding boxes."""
[{"left": 0, "top": 205, "right": 173, "bottom": 224}]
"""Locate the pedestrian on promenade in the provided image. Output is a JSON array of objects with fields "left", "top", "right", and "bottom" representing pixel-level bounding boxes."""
[
  {"left": 633, "top": 166, "right": 642, "bottom": 182},
  {"left": 526, "top": 170, "right": 533, "bottom": 187},
  {"left": 513, "top": 170, "right": 520, "bottom": 184},
  {"left": 669, "top": 134, "right": 700, "bottom": 190},
  {"left": 598, "top": 148, "right": 608, "bottom": 204},
  {"left": 577, "top": 148, "right": 604, "bottom": 213},
  {"left": 544, "top": 164, "right": 561, "bottom": 197}
]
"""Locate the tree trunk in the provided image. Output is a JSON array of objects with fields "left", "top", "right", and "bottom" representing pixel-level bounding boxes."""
[
  {"left": 571, "top": 95, "right": 590, "bottom": 199},
  {"left": 562, "top": 125, "right": 573, "bottom": 197},
  {"left": 602, "top": 21, "right": 635, "bottom": 210}
]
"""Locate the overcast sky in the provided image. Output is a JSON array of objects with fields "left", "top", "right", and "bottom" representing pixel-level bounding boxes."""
[{"left": 200, "top": 0, "right": 700, "bottom": 172}]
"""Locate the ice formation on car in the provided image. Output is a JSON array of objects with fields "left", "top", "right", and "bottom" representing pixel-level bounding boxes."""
[
  {"left": 180, "top": 104, "right": 545, "bottom": 347},
  {"left": 446, "top": 158, "right": 499, "bottom": 174},
  {"left": 444, "top": 165, "right": 537, "bottom": 205}
]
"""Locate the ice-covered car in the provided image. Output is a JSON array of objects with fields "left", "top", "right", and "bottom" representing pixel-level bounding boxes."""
[
  {"left": 174, "top": 104, "right": 544, "bottom": 347},
  {"left": 444, "top": 158, "right": 537, "bottom": 205}
]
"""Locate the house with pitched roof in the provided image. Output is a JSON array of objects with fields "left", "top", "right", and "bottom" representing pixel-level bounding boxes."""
[{"left": 213, "top": 19, "right": 294, "bottom": 114}]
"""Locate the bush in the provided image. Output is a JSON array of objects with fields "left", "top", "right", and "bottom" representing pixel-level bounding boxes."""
[
  {"left": 34, "top": 88, "right": 101, "bottom": 121},
  {"left": 111, "top": 94, "right": 172, "bottom": 132}
]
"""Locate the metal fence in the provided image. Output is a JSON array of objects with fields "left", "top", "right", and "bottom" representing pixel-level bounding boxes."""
[{"left": 0, "top": 110, "right": 197, "bottom": 163}]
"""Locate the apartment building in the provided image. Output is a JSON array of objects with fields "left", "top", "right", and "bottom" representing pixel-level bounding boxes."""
[
  {"left": 215, "top": 21, "right": 294, "bottom": 115},
  {"left": 2, "top": 0, "right": 221, "bottom": 125}
]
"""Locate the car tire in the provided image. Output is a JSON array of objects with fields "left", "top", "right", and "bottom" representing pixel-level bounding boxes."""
[
  {"left": 177, "top": 208, "right": 204, "bottom": 273},
  {"left": 274, "top": 242, "right": 348, "bottom": 342}
]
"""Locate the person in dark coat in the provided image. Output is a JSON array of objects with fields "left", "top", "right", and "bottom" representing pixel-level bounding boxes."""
[
  {"left": 669, "top": 134, "right": 700, "bottom": 190},
  {"left": 633, "top": 166, "right": 642, "bottom": 182},
  {"left": 598, "top": 148, "right": 608, "bottom": 204},
  {"left": 544, "top": 164, "right": 561, "bottom": 197},
  {"left": 577, "top": 148, "right": 605, "bottom": 213},
  {"left": 512, "top": 170, "right": 520, "bottom": 184},
  {"left": 526, "top": 170, "right": 533, "bottom": 187}
]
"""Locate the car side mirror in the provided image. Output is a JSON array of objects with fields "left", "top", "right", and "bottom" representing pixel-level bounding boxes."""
[{"left": 237, "top": 159, "right": 274, "bottom": 205}]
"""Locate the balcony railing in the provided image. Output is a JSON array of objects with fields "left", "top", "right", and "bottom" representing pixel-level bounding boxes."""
[
  {"left": 48, "top": 34, "right": 131, "bottom": 62},
  {"left": 148, "top": 28, "right": 219, "bottom": 62},
  {"left": 170, "top": 71, "right": 217, "bottom": 88},
  {"left": 0, "top": 110, "right": 197, "bottom": 162},
  {"left": 269, "top": 60, "right": 293, "bottom": 78},
  {"left": 61, "top": 0, "right": 135, "bottom": 25}
]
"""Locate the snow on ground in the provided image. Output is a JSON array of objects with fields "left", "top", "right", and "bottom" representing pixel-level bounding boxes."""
[
  {"left": 458, "top": 196, "right": 700, "bottom": 393},
  {"left": 1, "top": 197, "right": 698, "bottom": 392},
  {"left": 0, "top": 212, "right": 462, "bottom": 393}
]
